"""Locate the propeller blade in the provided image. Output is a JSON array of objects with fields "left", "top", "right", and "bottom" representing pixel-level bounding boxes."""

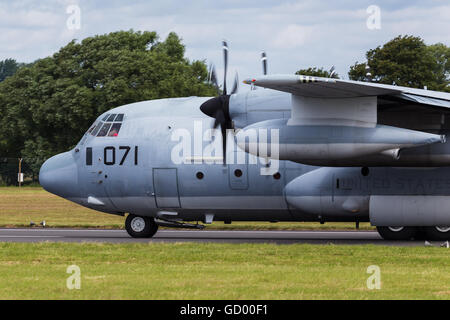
[
  {"left": 222, "top": 40, "right": 228, "bottom": 95},
  {"left": 230, "top": 72, "right": 239, "bottom": 94},
  {"left": 214, "top": 109, "right": 225, "bottom": 129},
  {"left": 221, "top": 124, "right": 227, "bottom": 164},
  {"left": 208, "top": 64, "right": 219, "bottom": 94},
  {"left": 329, "top": 65, "right": 336, "bottom": 78},
  {"left": 261, "top": 51, "right": 268, "bottom": 75}
]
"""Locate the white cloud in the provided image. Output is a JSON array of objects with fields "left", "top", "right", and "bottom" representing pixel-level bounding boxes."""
[
  {"left": 0, "top": 0, "right": 448, "bottom": 85},
  {"left": 272, "top": 24, "right": 315, "bottom": 49}
]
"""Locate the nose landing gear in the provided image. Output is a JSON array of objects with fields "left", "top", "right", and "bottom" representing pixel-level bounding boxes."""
[{"left": 125, "top": 214, "right": 159, "bottom": 238}]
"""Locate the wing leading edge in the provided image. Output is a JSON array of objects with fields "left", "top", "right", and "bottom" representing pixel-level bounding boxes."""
[{"left": 244, "top": 75, "right": 450, "bottom": 108}]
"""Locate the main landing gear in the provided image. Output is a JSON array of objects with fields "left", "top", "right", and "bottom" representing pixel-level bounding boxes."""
[
  {"left": 376, "top": 226, "right": 450, "bottom": 241},
  {"left": 125, "top": 214, "right": 159, "bottom": 238}
]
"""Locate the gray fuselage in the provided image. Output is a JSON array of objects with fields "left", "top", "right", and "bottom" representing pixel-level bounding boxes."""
[{"left": 39, "top": 91, "right": 450, "bottom": 226}]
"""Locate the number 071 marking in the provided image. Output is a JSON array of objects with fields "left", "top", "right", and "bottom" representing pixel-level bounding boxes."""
[{"left": 104, "top": 146, "right": 138, "bottom": 166}]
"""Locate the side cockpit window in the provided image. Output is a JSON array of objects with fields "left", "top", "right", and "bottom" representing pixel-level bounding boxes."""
[
  {"left": 96, "top": 113, "right": 124, "bottom": 137},
  {"left": 91, "top": 122, "right": 102, "bottom": 136}
]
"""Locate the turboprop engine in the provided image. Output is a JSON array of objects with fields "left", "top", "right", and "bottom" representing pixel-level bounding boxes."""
[
  {"left": 284, "top": 167, "right": 370, "bottom": 219},
  {"left": 285, "top": 167, "right": 450, "bottom": 226},
  {"left": 236, "top": 119, "right": 445, "bottom": 166}
]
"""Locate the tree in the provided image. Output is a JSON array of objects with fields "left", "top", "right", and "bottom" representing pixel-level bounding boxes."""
[
  {"left": 0, "top": 30, "right": 217, "bottom": 174},
  {"left": 427, "top": 43, "right": 450, "bottom": 92},
  {"left": 295, "top": 67, "right": 339, "bottom": 78},
  {"left": 0, "top": 59, "right": 23, "bottom": 82},
  {"left": 349, "top": 35, "right": 450, "bottom": 92}
]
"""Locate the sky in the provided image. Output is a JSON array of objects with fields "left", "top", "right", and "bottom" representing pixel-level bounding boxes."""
[{"left": 1, "top": 0, "right": 449, "bottom": 88}]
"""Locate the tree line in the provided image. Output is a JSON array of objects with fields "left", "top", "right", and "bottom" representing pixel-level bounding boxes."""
[
  {"left": 0, "top": 30, "right": 217, "bottom": 176},
  {"left": 0, "top": 32, "right": 449, "bottom": 183}
]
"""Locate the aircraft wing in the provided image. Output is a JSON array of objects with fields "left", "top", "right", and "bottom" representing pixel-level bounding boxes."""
[
  {"left": 239, "top": 74, "right": 450, "bottom": 167},
  {"left": 243, "top": 75, "right": 450, "bottom": 109}
]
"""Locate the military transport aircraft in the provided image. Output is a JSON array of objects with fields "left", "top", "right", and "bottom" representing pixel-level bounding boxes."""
[{"left": 39, "top": 42, "right": 450, "bottom": 241}]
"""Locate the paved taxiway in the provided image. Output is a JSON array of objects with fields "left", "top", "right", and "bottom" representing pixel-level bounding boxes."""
[{"left": 0, "top": 228, "right": 436, "bottom": 246}]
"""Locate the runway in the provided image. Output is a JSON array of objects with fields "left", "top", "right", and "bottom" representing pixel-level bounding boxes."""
[{"left": 0, "top": 228, "right": 433, "bottom": 246}]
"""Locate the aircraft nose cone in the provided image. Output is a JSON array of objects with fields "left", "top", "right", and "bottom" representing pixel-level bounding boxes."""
[{"left": 39, "top": 151, "right": 79, "bottom": 198}]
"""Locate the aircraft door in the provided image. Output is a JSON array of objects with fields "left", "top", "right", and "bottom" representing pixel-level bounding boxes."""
[
  {"left": 85, "top": 146, "right": 107, "bottom": 193},
  {"left": 153, "top": 168, "right": 181, "bottom": 208},
  {"left": 80, "top": 146, "right": 118, "bottom": 209}
]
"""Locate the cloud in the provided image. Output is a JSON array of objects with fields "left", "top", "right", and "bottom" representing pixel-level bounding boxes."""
[
  {"left": 272, "top": 24, "right": 315, "bottom": 49},
  {"left": 0, "top": 0, "right": 448, "bottom": 86}
]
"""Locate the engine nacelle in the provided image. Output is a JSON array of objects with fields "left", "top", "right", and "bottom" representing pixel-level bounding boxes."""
[
  {"left": 284, "top": 168, "right": 370, "bottom": 219},
  {"left": 370, "top": 196, "right": 450, "bottom": 226},
  {"left": 286, "top": 167, "right": 450, "bottom": 226},
  {"left": 236, "top": 119, "right": 444, "bottom": 166}
]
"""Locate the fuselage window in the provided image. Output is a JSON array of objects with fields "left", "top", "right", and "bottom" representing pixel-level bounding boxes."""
[
  {"left": 97, "top": 123, "right": 112, "bottom": 137},
  {"left": 108, "top": 123, "right": 122, "bottom": 136},
  {"left": 102, "top": 114, "right": 110, "bottom": 121}
]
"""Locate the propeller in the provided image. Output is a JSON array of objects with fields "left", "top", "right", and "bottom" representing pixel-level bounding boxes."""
[
  {"left": 329, "top": 65, "right": 336, "bottom": 78},
  {"left": 201, "top": 41, "right": 239, "bottom": 164},
  {"left": 222, "top": 40, "right": 228, "bottom": 95},
  {"left": 230, "top": 72, "right": 239, "bottom": 95},
  {"left": 261, "top": 51, "right": 268, "bottom": 75},
  {"left": 208, "top": 64, "right": 219, "bottom": 94}
]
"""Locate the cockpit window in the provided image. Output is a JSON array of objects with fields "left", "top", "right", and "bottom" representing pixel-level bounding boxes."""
[
  {"left": 87, "top": 124, "right": 96, "bottom": 134},
  {"left": 115, "top": 114, "right": 124, "bottom": 122},
  {"left": 95, "top": 113, "right": 125, "bottom": 137},
  {"left": 97, "top": 123, "right": 112, "bottom": 137},
  {"left": 108, "top": 123, "right": 122, "bottom": 136},
  {"left": 91, "top": 122, "right": 102, "bottom": 136}
]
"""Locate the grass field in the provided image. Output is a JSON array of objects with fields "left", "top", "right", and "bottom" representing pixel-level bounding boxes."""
[
  {"left": 0, "top": 187, "right": 374, "bottom": 230},
  {"left": 0, "top": 187, "right": 449, "bottom": 300},
  {"left": 0, "top": 242, "right": 448, "bottom": 299}
]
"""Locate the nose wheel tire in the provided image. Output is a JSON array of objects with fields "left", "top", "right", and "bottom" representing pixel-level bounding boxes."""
[
  {"left": 422, "top": 226, "right": 450, "bottom": 241},
  {"left": 125, "top": 214, "right": 158, "bottom": 238},
  {"left": 376, "top": 226, "right": 417, "bottom": 240}
]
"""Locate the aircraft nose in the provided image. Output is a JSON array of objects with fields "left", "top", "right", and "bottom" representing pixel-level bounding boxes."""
[{"left": 39, "top": 151, "right": 79, "bottom": 198}]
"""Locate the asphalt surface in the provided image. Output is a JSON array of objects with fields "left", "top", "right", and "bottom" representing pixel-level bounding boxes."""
[{"left": 0, "top": 228, "right": 438, "bottom": 246}]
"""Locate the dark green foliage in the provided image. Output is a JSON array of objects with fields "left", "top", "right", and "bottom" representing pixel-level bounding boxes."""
[
  {"left": 0, "top": 30, "right": 216, "bottom": 175},
  {"left": 0, "top": 59, "right": 24, "bottom": 82},
  {"left": 348, "top": 35, "right": 450, "bottom": 92}
]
